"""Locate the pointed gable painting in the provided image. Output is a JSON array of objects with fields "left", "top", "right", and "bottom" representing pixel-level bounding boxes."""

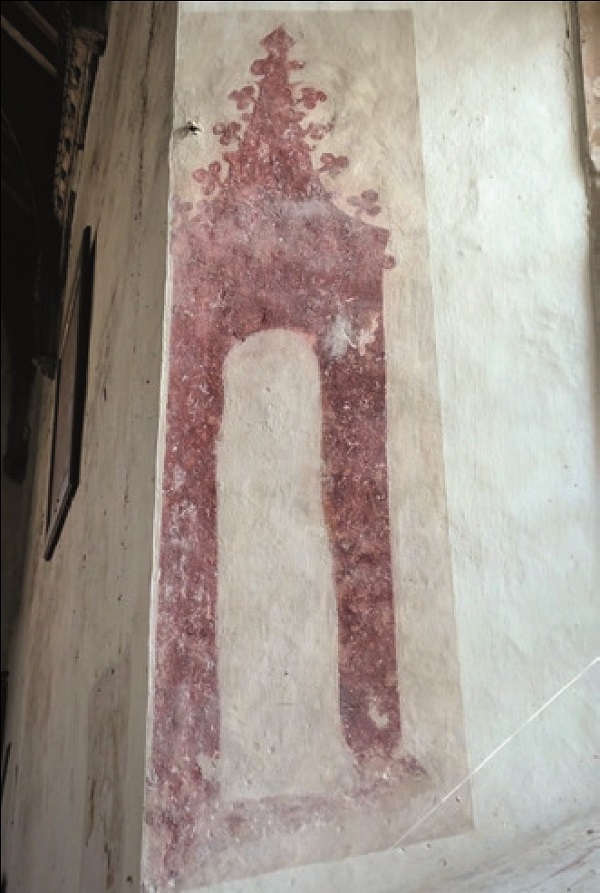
[{"left": 146, "top": 14, "right": 471, "bottom": 889}]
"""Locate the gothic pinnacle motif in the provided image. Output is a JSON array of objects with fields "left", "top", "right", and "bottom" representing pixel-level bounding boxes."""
[{"left": 191, "top": 26, "right": 366, "bottom": 206}]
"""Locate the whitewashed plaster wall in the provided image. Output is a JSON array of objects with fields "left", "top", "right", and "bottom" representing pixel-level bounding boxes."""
[
  {"left": 167, "top": 2, "right": 599, "bottom": 892},
  {"left": 0, "top": 4, "right": 176, "bottom": 892},
  {"left": 1, "top": 2, "right": 597, "bottom": 893}
]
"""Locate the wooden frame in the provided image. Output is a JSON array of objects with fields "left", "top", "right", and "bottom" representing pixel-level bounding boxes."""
[{"left": 44, "top": 226, "right": 94, "bottom": 560}]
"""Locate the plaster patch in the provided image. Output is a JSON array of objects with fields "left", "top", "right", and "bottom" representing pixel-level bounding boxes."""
[
  {"left": 325, "top": 313, "right": 353, "bottom": 358},
  {"left": 147, "top": 12, "right": 470, "bottom": 888}
]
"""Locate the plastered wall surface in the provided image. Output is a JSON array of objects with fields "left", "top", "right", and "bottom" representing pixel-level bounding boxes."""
[
  {"left": 1, "top": 2, "right": 597, "bottom": 892},
  {"left": 0, "top": 4, "right": 176, "bottom": 892},
  {"left": 146, "top": 9, "right": 471, "bottom": 887},
  {"left": 151, "top": 1, "right": 598, "bottom": 891}
]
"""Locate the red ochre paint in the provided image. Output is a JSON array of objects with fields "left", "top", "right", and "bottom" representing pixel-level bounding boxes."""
[{"left": 149, "top": 26, "right": 414, "bottom": 881}]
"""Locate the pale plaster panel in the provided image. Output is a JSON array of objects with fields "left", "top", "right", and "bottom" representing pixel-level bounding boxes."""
[
  {"left": 147, "top": 5, "right": 469, "bottom": 888},
  {"left": 217, "top": 331, "right": 349, "bottom": 799},
  {"left": 167, "top": 2, "right": 598, "bottom": 892}
]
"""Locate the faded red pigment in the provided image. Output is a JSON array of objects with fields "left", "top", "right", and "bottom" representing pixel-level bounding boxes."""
[{"left": 149, "top": 27, "right": 409, "bottom": 881}]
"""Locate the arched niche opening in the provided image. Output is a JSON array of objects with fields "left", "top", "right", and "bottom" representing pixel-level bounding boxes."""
[{"left": 217, "top": 329, "right": 350, "bottom": 800}]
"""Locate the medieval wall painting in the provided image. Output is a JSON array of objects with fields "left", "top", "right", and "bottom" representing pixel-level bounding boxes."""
[{"left": 146, "top": 11, "right": 471, "bottom": 889}]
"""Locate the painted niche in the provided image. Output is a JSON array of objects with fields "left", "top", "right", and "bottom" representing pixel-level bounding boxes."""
[{"left": 147, "top": 21, "right": 470, "bottom": 889}]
